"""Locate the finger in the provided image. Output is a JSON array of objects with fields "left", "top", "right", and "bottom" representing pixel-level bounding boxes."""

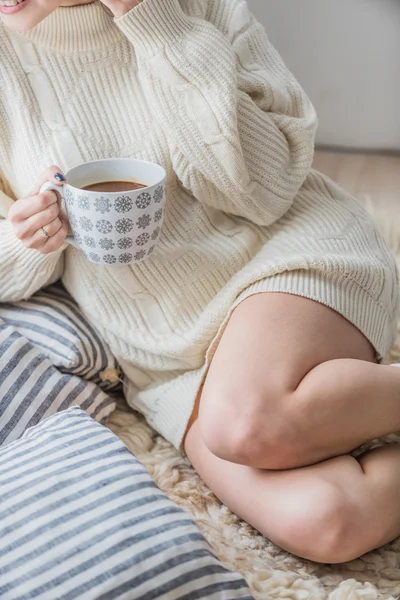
[
  {"left": 59, "top": 205, "right": 70, "bottom": 228},
  {"left": 23, "top": 165, "right": 66, "bottom": 198},
  {"left": 39, "top": 216, "right": 63, "bottom": 239},
  {"left": 23, "top": 218, "right": 65, "bottom": 251},
  {"left": 12, "top": 195, "right": 60, "bottom": 238},
  {"left": 39, "top": 220, "right": 68, "bottom": 255},
  {"left": 59, "top": 206, "right": 72, "bottom": 235},
  {"left": 10, "top": 191, "right": 59, "bottom": 223},
  {"left": 23, "top": 233, "right": 47, "bottom": 251}
]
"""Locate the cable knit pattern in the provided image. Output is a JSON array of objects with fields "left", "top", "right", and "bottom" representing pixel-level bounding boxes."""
[{"left": 0, "top": 0, "right": 398, "bottom": 447}]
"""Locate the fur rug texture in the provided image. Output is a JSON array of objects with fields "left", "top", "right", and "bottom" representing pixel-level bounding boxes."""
[{"left": 108, "top": 199, "right": 400, "bottom": 600}]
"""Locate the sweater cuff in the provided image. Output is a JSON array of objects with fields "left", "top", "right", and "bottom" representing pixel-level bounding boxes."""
[
  {"left": 114, "top": 0, "right": 194, "bottom": 56},
  {"left": 0, "top": 220, "right": 66, "bottom": 302}
]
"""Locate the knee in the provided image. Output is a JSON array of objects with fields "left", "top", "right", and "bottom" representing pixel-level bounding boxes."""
[
  {"left": 198, "top": 388, "right": 300, "bottom": 470},
  {"left": 277, "top": 483, "right": 363, "bottom": 564}
]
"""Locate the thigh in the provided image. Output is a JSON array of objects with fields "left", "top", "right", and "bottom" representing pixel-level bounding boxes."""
[
  {"left": 210, "top": 292, "right": 374, "bottom": 392},
  {"left": 198, "top": 292, "right": 375, "bottom": 420}
]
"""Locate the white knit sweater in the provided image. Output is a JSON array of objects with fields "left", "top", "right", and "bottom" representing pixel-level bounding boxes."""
[{"left": 0, "top": 0, "right": 398, "bottom": 447}]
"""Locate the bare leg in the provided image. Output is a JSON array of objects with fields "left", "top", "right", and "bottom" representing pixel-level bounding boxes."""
[
  {"left": 183, "top": 291, "right": 400, "bottom": 563},
  {"left": 196, "top": 293, "right": 400, "bottom": 469},
  {"left": 185, "top": 423, "right": 400, "bottom": 564}
]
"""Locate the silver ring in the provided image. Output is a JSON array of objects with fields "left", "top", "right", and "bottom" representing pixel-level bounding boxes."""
[{"left": 40, "top": 227, "right": 49, "bottom": 240}]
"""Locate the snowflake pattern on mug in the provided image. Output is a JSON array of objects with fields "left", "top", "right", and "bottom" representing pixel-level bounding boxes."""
[
  {"left": 134, "top": 249, "right": 146, "bottom": 261},
  {"left": 88, "top": 252, "right": 100, "bottom": 263},
  {"left": 96, "top": 220, "right": 113, "bottom": 235},
  {"left": 115, "top": 196, "right": 133, "bottom": 213},
  {"left": 73, "top": 232, "right": 82, "bottom": 245},
  {"left": 154, "top": 208, "right": 163, "bottom": 223},
  {"left": 148, "top": 245, "right": 156, "bottom": 255},
  {"left": 115, "top": 218, "right": 134, "bottom": 234},
  {"left": 94, "top": 197, "right": 111, "bottom": 214},
  {"left": 78, "top": 195, "right": 90, "bottom": 211},
  {"left": 119, "top": 253, "right": 132, "bottom": 264},
  {"left": 153, "top": 186, "right": 164, "bottom": 204},
  {"left": 135, "top": 192, "right": 151, "bottom": 209},
  {"left": 84, "top": 236, "right": 96, "bottom": 248},
  {"left": 79, "top": 216, "right": 93, "bottom": 232},
  {"left": 64, "top": 188, "right": 74, "bottom": 206},
  {"left": 117, "top": 237, "right": 133, "bottom": 250},
  {"left": 151, "top": 227, "right": 160, "bottom": 241},
  {"left": 136, "top": 214, "right": 151, "bottom": 230},
  {"left": 103, "top": 254, "right": 117, "bottom": 264},
  {"left": 136, "top": 232, "right": 150, "bottom": 246},
  {"left": 99, "top": 238, "right": 115, "bottom": 251}
]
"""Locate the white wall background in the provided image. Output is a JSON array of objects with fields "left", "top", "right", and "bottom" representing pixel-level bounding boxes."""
[{"left": 247, "top": 0, "right": 400, "bottom": 151}]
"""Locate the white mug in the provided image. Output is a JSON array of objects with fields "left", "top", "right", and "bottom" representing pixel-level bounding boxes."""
[{"left": 40, "top": 158, "right": 166, "bottom": 266}]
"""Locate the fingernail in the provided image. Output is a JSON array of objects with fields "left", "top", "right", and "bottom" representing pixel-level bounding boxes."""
[{"left": 55, "top": 173, "right": 66, "bottom": 182}]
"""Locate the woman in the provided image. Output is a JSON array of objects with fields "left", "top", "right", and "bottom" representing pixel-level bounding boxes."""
[{"left": 1, "top": 0, "right": 399, "bottom": 564}]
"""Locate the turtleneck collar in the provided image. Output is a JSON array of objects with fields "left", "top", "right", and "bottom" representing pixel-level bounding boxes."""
[{"left": 15, "top": 1, "right": 122, "bottom": 53}]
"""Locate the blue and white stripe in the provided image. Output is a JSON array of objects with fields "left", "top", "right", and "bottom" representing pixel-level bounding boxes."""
[
  {"left": 0, "top": 408, "right": 253, "bottom": 600},
  {"left": 0, "top": 284, "right": 119, "bottom": 446},
  {"left": 0, "top": 283, "right": 120, "bottom": 391}
]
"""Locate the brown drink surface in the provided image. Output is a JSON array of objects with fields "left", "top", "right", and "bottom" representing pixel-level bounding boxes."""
[{"left": 82, "top": 180, "right": 147, "bottom": 193}]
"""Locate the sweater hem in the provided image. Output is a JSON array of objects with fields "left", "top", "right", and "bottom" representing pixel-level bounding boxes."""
[{"left": 240, "top": 272, "right": 395, "bottom": 361}]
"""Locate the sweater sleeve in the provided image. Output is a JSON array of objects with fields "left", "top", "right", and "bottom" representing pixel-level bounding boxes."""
[
  {"left": 0, "top": 185, "right": 65, "bottom": 303},
  {"left": 115, "top": 0, "right": 317, "bottom": 226}
]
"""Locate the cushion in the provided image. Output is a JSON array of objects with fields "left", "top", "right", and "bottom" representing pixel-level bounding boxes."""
[
  {"left": 0, "top": 283, "right": 121, "bottom": 392},
  {"left": 0, "top": 407, "right": 253, "bottom": 600},
  {"left": 0, "top": 284, "right": 120, "bottom": 446}
]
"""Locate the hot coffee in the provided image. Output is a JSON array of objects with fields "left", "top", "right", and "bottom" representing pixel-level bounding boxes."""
[{"left": 82, "top": 180, "right": 147, "bottom": 193}]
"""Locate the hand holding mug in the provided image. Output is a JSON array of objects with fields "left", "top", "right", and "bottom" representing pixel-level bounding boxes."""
[
  {"left": 39, "top": 157, "right": 166, "bottom": 266},
  {"left": 8, "top": 166, "right": 69, "bottom": 255}
]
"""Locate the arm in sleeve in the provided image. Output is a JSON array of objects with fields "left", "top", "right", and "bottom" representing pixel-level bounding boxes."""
[
  {"left": 115, "top": 0, "right": 317, "bottom": 226},
  {"left": 0, "top": 178, "right": 64, "bottom": 303}
]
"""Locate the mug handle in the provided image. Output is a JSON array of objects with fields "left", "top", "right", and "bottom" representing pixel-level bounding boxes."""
[{"left": 39, "top": 181, "right": 77, "bottom": 248}]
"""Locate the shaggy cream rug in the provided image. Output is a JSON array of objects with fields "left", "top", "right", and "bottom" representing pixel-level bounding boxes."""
[{"left": 108, "top": 199, "right": 400, "bottom": 600}]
